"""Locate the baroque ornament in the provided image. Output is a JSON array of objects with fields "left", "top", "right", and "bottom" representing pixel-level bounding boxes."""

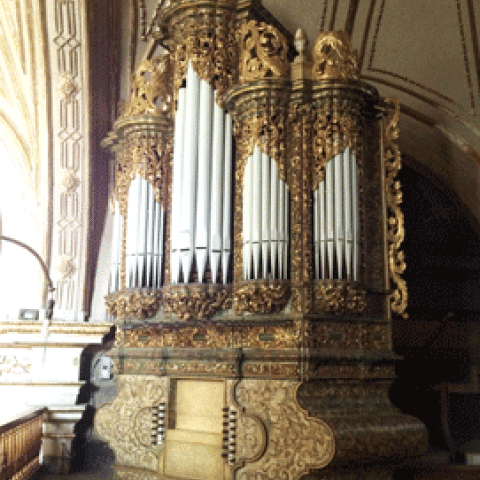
[
  {"left": 96, "top": 375, "right": 167, "bottom": 472},
  {"left": 238, "top": 20, "right": 289, "bottom": 83},
  {"left": 105, "top": 289, "right": 162, "bottom": 321},
  {"left": 234, "top": 281, "right": 290, "bottom": 314},
  {"left": 383, "top": 98, "right": 408, "bottom": 319},
  {"left": 312, "top": 106, "right": 361, "bottom": 189},
  {"left": 314, "top": 281, "right": 366, "bottom": 315},
  {"left": 170, "top": 8, "right": 238, "bottom": 106},
  {"left": 122, "top": 57, "right": 173, "bottom": 117},
  {"left": 235, "top": 379, "right": 335, "bottom": 479},
  {"left": 162, "top": 284, "right": 233, "bottom": 321},
  {"left": 312, "top": 31, "right": 359, "bottom": 81}
]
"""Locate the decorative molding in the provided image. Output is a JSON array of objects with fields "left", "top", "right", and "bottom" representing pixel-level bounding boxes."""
[{"left": 46, "top": 0, "right": 89, "bottom": 320}]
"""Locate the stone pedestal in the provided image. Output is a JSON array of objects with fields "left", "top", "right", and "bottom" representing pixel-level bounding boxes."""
[{"left": 0, "top": 321, "right": 112, "bottom": 472}]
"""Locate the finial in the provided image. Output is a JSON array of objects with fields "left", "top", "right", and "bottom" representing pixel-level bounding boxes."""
[{"left": 294, "top": 28, "right": 308, "bottom": 61}]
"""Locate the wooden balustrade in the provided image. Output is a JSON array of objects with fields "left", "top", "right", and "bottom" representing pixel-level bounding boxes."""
[{"left": 0, "top": 408, "right": 46, "bottom": 480}]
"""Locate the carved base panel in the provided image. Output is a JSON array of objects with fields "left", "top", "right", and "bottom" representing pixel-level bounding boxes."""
[{"left": 95, "top": 374, "right": 427, "bottom": 480}]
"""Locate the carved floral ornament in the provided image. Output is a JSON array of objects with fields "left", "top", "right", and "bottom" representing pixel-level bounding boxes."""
[{"left": 238, "top": 20, "right": 290, "bottom": 83}]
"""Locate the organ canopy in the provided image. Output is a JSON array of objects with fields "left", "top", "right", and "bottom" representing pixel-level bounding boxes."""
[{"left": 103, "top": 4, "right": 407, "bottom": 324}]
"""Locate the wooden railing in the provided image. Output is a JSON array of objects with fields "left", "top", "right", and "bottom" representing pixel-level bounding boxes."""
[{"left": 0, "top": 408, "right": 46, "bottom": 480}]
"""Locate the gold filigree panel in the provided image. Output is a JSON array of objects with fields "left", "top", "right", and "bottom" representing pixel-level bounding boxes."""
[{"left": 235, "top": 379, "right": 335, "bottom": 479}]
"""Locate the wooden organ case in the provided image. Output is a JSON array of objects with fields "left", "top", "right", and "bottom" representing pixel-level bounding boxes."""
[{"left": 96, "top": 2, "right": 428, "bottom": 479}]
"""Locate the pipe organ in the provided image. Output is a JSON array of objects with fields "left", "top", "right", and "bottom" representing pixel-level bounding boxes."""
[{"left": 98, "top": 2, "right": 426, "bottom": 479}]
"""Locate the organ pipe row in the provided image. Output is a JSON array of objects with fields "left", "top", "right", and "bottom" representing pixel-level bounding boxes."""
[
  {"left": 170, "top": 65, "right": 233, "bottom": 285},
  {"left": 314, "top": 148, "right": 359, "bottom": 281},
  {"left": 105, "top": 17, "right": 405, "bottom": 320},
  {"left": 243, "top": 145, "right": 289, "bottom": 280}
]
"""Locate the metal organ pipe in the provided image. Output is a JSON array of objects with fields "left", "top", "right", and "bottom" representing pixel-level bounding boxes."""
[
  {"left": 171, "top": 87, "right": 187, "bottom": 284},
  {"left": 109, "top": 200, "right": 123, "bottom": 293},
  {"left": 180, "top": 63, "right": 200, "bottom": 283},
  {"left": 222, "top": 113, "right": 233, "bottom": 284},
  {"left": 196, "top": 79, "right": 213, "bottom": 282},
  {"left": 122, "top": 175, "right": 165, "bottom": 290},
  {"left": 210, "top": 94, "right": 225, "bottom": 284},
  {"left": 314, "top": 148, "right": 359, "bottom": 281},
  {"left": 242, "top": 146, "right": 289, "bottom": 281},
  {"left": 170, "top": 65, "right": 233, "bottom": 285}
]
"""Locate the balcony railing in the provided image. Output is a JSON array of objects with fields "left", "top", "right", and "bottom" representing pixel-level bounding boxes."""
[{"left": 0, "top": 408, "right": 46, "bottom": 480}]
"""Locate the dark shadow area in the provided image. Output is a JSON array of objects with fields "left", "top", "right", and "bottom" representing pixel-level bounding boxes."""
[{"left": 390, "top": 163, "right": 480, "bottom": 459}]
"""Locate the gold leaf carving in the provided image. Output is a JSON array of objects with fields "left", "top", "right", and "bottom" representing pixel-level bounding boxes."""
[
  {"left": 122, "top": 57, "right": 172, "bottom": 117},
  {"left": 238, "top": 20, "right": 289, "bottom": 83},
  {"left": 234, "top": 280, "right": 290, "bottom": 314},
  {"left": 162, "top": 284, "right": 232, "bottom": 321},
  {"left": 105, "top": 289, "right": 161, "bottom": 321},
  {"left": 383, "top": 98, "right": 408, "bottom": 319},
  {"left": 313, "top": 280, "right": 366, "bottom": 315},
  {"left": 312, "top": 31, "right": 359, "bottom": 81},
  {"left": 312, "top": 108, "right": 361, "bottom": 189},
  {"left": 235, "top": 379, "right": 335, "bottom": 479},
  {"left": 171, "top": 11, "right": 237, "bottom": 107},
  {"left": 95, "top": 375, "right": 167, "bottom": 472}
]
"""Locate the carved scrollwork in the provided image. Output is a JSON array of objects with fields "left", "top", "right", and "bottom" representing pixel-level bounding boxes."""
[
  {"left": 235, "top": 379, "right": 335, "bottom": 479},
  {"left": 238, "top": 20, "right": 289, "bottom": 83},
  {"left": 105, "top": 289, "right": 162, "bottom": 321},
  {"left": 122, "top": 57, "right": 173, "bottom": 117},
  {"left": 234, "top": 280, "right": 290, "bottom": 314},
  {"left": 314, "top": 281, "right": 366, "bottom": 315},
  {"left": 383, "top": 98, "right": 408, "bottom": 319},
  {"left": 162, "top": 284, "right": 233, "bottom": 321},
  {"left": 95, "top": 375, "right": 167, "bottom": 472},
  {"left": 312, "top": 31, "right": 359, "bottom": 81}
]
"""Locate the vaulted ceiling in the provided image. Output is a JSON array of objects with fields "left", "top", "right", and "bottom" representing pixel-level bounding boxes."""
[{"left": 263, "top": 0, "right": 480, "bottom": 229}]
